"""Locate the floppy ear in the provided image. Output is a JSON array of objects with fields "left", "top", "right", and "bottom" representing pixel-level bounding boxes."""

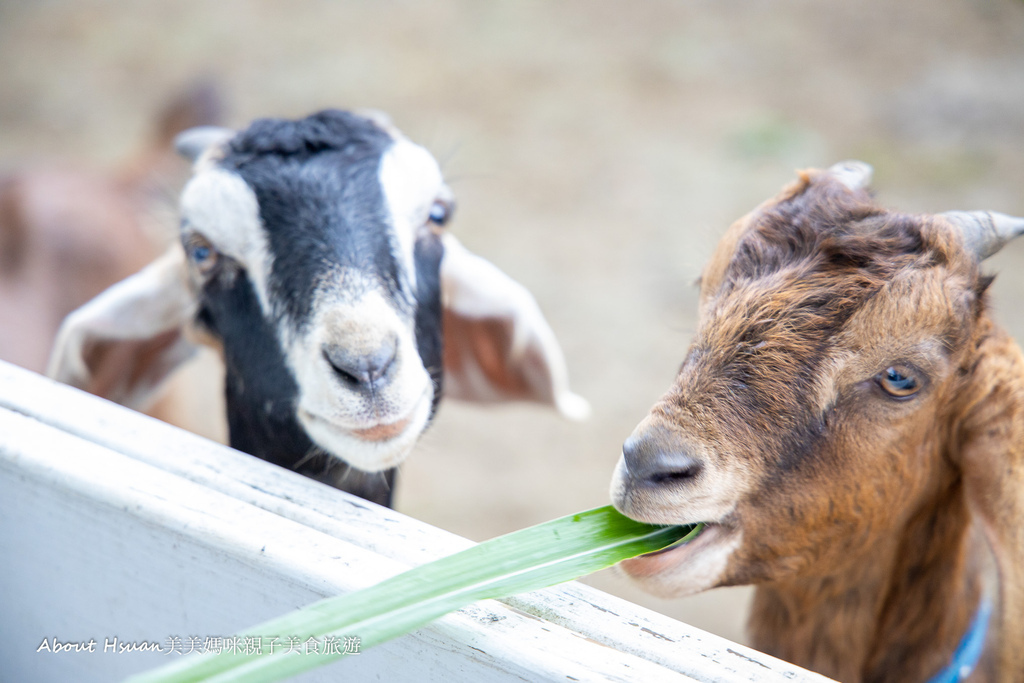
[
  {"left": 439, "top": 234, "right": 589, "bottom": 420},
  {"left": 952, "top": 323, "right": 1024, "bottom": 675},
  {"left": 46, "top": 247, "right": 199, "bottom": 410}
]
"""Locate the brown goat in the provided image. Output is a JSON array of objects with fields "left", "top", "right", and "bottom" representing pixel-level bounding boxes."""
[
  {"left": 0, "top": 83, "right": 223, "bottom": 430},
  {"left": 611, "top": 162, "right": 1024, "bottom": 682}
]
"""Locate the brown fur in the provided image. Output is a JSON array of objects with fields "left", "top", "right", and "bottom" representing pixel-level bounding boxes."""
[{"left": 614, "top": 168, "right": 1024, "bottom": 682}]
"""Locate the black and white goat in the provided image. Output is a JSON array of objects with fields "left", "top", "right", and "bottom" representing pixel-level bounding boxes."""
[{"left": 48, "top": 109, "right": 587, "bottom": 506}]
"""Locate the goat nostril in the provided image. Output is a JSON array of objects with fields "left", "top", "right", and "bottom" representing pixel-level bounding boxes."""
[
  {"left": 362, "top": 338, "right": 398, "bottom": 384},
  {"left": 323, "top": 339, "right": 397, "bottom": 389},
  {"left": 323, "top": 346, "right": 364, "bottom": 386},
  {"left": 622, "top": 433, "right": 703, "bottom": 488},
  {"left": 648, "top": 460, "right": 703, "bottom": 485},
  {"left": 332, "top": 364, "right": 364, "bottom": 387}
]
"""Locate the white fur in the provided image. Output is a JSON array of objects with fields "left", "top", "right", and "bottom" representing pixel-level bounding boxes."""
[
  {"left": 288, "top": 283, "right": 434, "bottom": 472},
  {"left": 178, "top": 167, "right": 275, "bottom": 317},
  {"left": 378, "top": 137, "right": 449, "bottom": 295}
]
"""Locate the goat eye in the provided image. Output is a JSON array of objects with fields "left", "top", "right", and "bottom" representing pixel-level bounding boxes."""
[
  {"left": 192, "top": 244, "right": 211, "bottom": 262},
  {"left": 878, "top": 366, "right": 919, "bottom": 398},
  {"left": 428, "top": 199, "right": 452, "bottom": 227},
  {"left": 185, "top": 235, "right": 219, "bottom": 274}
]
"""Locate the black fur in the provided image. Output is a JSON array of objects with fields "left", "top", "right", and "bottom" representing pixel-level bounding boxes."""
[
  {"left": 196, "top": 267, "right": 310, "bottom": 470},
  {"left": 221, "top": 110, "right": 401, "bottom": 329},
  {"left": 194, "top": 265, "right": 395, "bottom": 506},
  {"left": 413, "top": 232, "right": 445, "bottom": 418}
]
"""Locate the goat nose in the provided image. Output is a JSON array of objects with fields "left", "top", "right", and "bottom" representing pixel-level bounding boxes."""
[
  {"left": 323, "top": 338, "right": 397, "bottom": 390},
  {"left": 622, "top": 430, "right": 704, "bottom": 487}
]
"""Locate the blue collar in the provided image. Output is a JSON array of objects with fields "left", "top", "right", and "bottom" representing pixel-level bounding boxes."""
[{"left": 925, "top": 597, "right": 993, "bottom": 683}]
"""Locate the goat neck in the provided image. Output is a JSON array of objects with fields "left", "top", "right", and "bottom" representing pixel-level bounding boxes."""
[{"left": 749, "top": 470, "right": 991, "bottom": 681}]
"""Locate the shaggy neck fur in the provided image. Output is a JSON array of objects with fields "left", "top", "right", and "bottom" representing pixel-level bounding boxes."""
[
  {"left": 747, "top": 311, "right": 1024, "bottom": 683},
  {"left": 749, "top": 480, "right": 989, "bottom": 682}
]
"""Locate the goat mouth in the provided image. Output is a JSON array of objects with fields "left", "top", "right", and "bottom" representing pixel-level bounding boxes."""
[
  {"left": 350, "top": 416, "right": 414, "bottom": 443},
  {"left": 644, "top": 522, "right": 706, "bottom": 556},
  {"left": 298, "top": 386, "right": 432, "bottom": 444},
  {"left": 300, "top": 408, "right": 420, "bottom": 445},
  {"left": 619, "top": 521, "right": 728, "bottom": 578},
  {"left": 296, "top": 389, "right": 433, "bottom": 473}
]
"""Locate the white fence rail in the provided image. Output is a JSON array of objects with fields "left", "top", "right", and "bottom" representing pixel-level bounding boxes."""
[{"left": 0, "top": 360, "right": 831, "bottom": 682}]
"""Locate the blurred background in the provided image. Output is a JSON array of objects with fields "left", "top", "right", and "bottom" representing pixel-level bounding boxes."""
[{"left": 2, "top": 0, "right": 1023, "bottom": 645}]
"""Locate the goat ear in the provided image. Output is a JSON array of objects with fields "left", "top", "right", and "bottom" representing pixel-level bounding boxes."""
[
  {"left": 47, "top": 247, "right": 198, "bottom": 410},
  {"left": 439, "top": 234, "right": 590, "bottom": 421},
  {"left": 952, "top": 327, "right": 1024, "bottom": 673}
]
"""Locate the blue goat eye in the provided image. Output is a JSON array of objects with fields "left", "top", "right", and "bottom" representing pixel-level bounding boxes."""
[
  {"left": 429, "top": 200, "right": 450, "bottom": 226},
  {"left": 185, "top": 235, "right": 219, "bottom": 273},
  {"left": 879, "top": 366, "right": 920, "bottom": 398}
]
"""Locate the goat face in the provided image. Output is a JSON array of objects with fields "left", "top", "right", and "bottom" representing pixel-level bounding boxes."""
[
  {"left": 611, "top": 162, "right": 1024, "bottom": 597},
  {"left": 48, "top": 109, "right": 588, "bottom": 502},
  {"left": 178, "top": 111, "right": 446, "bottom": 473}
]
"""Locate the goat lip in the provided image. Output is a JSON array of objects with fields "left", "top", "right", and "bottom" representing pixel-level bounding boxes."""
[
  {"left": 619, "top": 522, "right": 726, "bottom": 577},
  {"left": 351, "top": 416, "right": 414, "bottom": 443},
  {"left": 300, "top": 409, "right": 417, "bottom": 444},
  {"left": 644, "top": 522, "right": 707, "bottom": 556}
]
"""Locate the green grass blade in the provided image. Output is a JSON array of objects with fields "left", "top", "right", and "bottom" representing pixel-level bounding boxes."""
[{"left": 128, "top": 505, "right": 702, "bottom": 683}]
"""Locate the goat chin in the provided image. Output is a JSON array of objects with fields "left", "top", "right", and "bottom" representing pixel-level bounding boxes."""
[{"left": 297, "top": 390, "right": 434, "bottom": 473}]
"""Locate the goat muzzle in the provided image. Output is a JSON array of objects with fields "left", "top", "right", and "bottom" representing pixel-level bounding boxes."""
[
  {"left": 621, "top": 423, "right": 705, "bottom": 490},
  {"left": 322, "top": 337, "right": 398, "bottom": 392}
]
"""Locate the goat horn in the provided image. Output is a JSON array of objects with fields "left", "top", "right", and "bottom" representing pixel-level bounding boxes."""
[
  {"left": 827, "top": 160, "right": 873, "bottom": 191},
  {"left": 941, "top": 210, "right": 1024, "bottom": 260},
  {"left": 174, "top": 126, "right": 235, "bottom": 163},
  {"left": 353, "top": 108, "right": 402, "bottom": 137}
]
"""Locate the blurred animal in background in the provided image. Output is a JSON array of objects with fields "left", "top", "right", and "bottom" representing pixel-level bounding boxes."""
[
  {"left": 49, "top": 109, "right": 588, "bottom": 507},
  {"left": 0, "top": 80, "right": 225, "bottom": 435},
  {"left": 611, "top": 162, "right": 1024, "bottom": 682}
]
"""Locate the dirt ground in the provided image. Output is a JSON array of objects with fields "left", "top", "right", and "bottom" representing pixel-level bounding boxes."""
[{"left": 3, "top": 0, "right": 1023, "bottom": 647}]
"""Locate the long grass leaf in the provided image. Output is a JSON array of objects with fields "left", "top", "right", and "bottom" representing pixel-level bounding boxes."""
[{"left": 128, "top": 505, "right": 702, "bottom": 683}]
